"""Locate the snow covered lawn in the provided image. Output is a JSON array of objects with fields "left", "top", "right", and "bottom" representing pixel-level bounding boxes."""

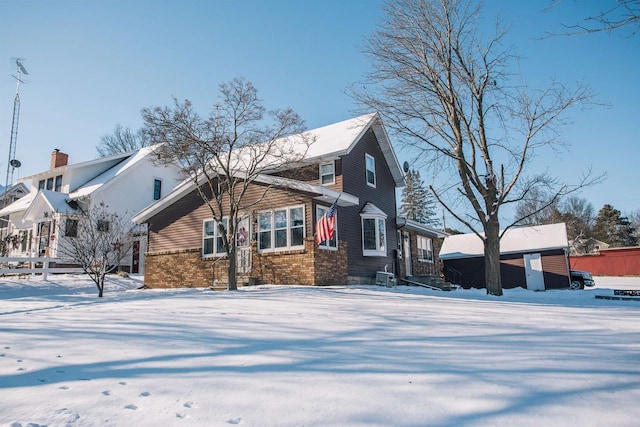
[{"left": 1, "top": 275, "right": 639, "bottom": 426}]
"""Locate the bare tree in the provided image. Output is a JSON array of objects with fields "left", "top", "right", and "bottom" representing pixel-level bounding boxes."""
[
  {"left": 355, "top": 0, "right": 596, "bottom": 295},
  {"left": 628, "top": 209, "right": 640, "bottom": 242},
  {"left": 56, "top": 202, "right": 135, "bottom": 297},
  {"left": 142, "top": 77, "right": 310, "bottom": 291},
  {"left": 549, "top": 0, "right": 640, "bottom": 36},
  {"left": 514, "top": 187, "right": 560, "bottom": 226},
  {"left": 97, "top": 124, "right": 150, "bottom": 157}
]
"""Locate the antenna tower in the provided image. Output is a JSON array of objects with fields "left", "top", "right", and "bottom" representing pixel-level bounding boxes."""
[{"left": 5, "top": 58, "right": 27, "bottom": 193}]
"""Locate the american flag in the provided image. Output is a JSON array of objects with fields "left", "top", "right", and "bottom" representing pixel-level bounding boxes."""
[{"left": 315, "top": 200, "right": 338, "bottom": 244}]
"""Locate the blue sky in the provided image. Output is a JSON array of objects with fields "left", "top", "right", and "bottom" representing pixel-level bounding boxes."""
[{"left": 1, "top": 0, "right": 638, "bottom": 225}]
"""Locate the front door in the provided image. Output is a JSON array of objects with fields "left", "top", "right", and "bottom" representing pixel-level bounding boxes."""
[
  {"left": 236, "top": 217, "right": 251, "bottom": 274},
  {"left": 403, "top": 232, "right": 412, "bottom": 277},
  {"left": 37, "top": 221, "right": 51, "bottom": 256},
  {"left": 524, "top": 253, "right": 545, "bottom": 291},
  {"left": 132, "top": 241, "right": 140, "bottom": 274}
]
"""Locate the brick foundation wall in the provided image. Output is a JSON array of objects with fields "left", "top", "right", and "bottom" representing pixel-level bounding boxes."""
[
  {"left": 314, "top": 240, "right": 348, "bottom": 285},
  {"left": 252, "top": 238, "right": 348, "bottom": 285},
  {"left": 144, "top": 237, "right": 349, "bottom": 288},
  {"left": 145, "top": 249, "right": 214, "bottom": 288}
]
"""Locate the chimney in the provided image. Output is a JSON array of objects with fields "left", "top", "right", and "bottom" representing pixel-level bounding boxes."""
[{"left": 51, "top": 149, "right": 69, "bottom": 169}]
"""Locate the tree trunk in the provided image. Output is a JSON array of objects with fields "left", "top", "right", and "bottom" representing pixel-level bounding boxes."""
[
  {"left": 228, "top": 244, "right": 238, "bottom": 291},
  {"left": 98, "top": 274, "right": 105, "bottom": 298},
  {"left": 484, "top": 218, "right": 502, "bottom": 296}
]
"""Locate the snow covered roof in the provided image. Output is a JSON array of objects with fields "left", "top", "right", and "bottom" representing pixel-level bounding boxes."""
[
  {"left": 22, "top": 190, "right": 79, "bottom": 223},
  {"left": 0, "top": 192, "right": 33, "bottom": 215},
  {"left": 359, "top": 202, "right": 387, "bottom": 218},
  {"left": 282, "top": 113, "right": 404, "bottom": 187},
  {"left": 397, "top": 217, "right": 449, "bottom": 239},
  {"left": 68, "top": 144, "right": 160, "bottom": 200},
  {"left": 132, "top": 114, "right": 403, "bottom": 224},
  {"left": 257, "top": 175, "right": 359, "bottom": 207},
  {"left": 439, "top": 223, "right": 569, "bottom": 260},
  {"left": 0, "top": 145, "right": 161, "bottom": 219},
  {"left": 18, "top": 150, "right": 133, "bottom": 183}
]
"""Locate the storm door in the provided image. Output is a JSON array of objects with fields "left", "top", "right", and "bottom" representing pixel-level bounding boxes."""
[
  {"left": 236, "top": 217, "right": 251, "bottom": 274},
  {"left": 524, "top": 253, "right": 545, "bottom": 291}
]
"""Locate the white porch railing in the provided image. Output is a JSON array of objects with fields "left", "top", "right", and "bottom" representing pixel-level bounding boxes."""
[{"left": 0, "top": 257, "right": 84, "bottom": 280}]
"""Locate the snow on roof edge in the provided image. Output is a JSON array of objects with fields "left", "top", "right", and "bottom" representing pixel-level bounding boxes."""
[{"left": 439, "top": 223, "right": 569, "bottom": 260}]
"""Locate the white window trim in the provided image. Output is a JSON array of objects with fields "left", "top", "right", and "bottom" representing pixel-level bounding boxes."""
[
  {"left": 257, "top": 205, "right": 305, "bottom": 253},
  {"left": 417, "top": 236, "right": 434, "bottom": 262},
  {"left": 365, "top": 153, "right": 376, "bottom": 188},
  {"left": 202, "top": 218, "right": 228, "bottom": 258},
  {"left": 319, "top": 160, "right": 335, "bottom": 186},
  {"left": 361, "top": 215, "right": 387, "bottom": 257},
  {"left": 316, "top": 205, "right": 338, "bottom": 251}
]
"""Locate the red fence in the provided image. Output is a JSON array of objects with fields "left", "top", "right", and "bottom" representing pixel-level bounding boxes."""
[{"left": 570, "top": 247, "right": 640, "bottom": 276}]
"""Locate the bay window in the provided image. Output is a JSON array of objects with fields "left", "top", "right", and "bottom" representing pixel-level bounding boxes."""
[{"left": 361, "top": 216, "right": 386, "bottom": 256}]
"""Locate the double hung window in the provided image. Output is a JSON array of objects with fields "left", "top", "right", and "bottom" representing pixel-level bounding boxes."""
[
  {"left": 362, "top": 216, "right": 386, "bottom": 256},
  {"left": 365, "top": 154, "right": 376, "bottom": 187},
  {"left": 417, "top": 236, "right": 434, "bottom": 262},
  {"left": 320, "top": 161, "right": 335, "bottom": 185},
  {"left": 203, "top": 218, "right": 228, "bottom": 257}
]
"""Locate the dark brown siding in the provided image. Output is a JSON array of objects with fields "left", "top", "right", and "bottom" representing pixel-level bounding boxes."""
[
  {"left": 443, "top": 249, "right": 570, "bottom": 290},
  {"left": 148, "top": 183, "right": 313, "bottom": 255},
  {"left": 542, "top": 251, "right": 571, "bottom": 289},
  {"left": 274, "top": 159, "right": 343, "bottom": 192},
  {"left": 340, "top": 129, "right": 398, "bottom": 280}
]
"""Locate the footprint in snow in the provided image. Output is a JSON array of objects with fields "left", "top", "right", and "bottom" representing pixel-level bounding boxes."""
[
  {"left": 125, "top": 404, "right": 138, "bottom": 410},
  {"left": 183, "top": 401, "right": 194, "bottom": 408},
  {"left": 17, "top": 359, "right": 22, "bottom": 363},
  {"left": 59, "top": 386, "right": 69, "bottom": 390},
  {"left": 139, "top": 391, "right": 150, "bottom": 397},
  {"left": 119, "top": 381, "right": 127, "bottom": 386},
  {"left": 17, "top": 367, "right": 25, "bottom": 371},
  {"left": 176, "top": 412, "right": 186, "bottom": 419},
  {"left": 227, "top": 417, "right": 242, "bottom": 424},
  {"left": 3, "top": 346, "right": 9, "bottom": 349},
  {"left": 102, "top": 390, "right": 111, "bottom": 396}
]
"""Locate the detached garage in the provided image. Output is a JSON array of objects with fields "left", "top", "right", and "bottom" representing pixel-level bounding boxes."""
[{"left": 439, "top": 223, "right": 571, "bottom": 290}]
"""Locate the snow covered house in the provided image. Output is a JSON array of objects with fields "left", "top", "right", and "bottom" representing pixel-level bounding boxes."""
[
  {"left": 133, "top": 112, "right": 431, "bottom": 288},
  {"left": 439, "top": 223, "right": 572, "bottom": 290},
  {"left": 0, "top": 147, "right": 182, "bottom": 273}
]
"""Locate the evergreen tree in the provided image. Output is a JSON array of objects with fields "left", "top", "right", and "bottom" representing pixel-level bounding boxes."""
[
  {"left": 400, "top": 169, "right": 441, "bottom": 228},
  {"left": 592, "top": 204, "right": 638, "bottom": 247}
]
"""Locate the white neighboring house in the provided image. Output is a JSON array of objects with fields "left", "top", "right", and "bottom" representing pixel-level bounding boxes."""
[{"left": 0, "top": 146, "right": 182, "bottom": 274}]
